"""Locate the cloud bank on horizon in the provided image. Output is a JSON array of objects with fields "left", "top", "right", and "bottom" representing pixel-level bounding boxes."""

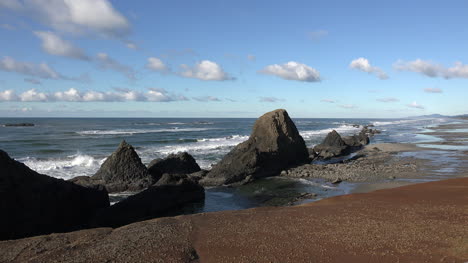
[{"left": 0, "top": 0, "right": 467, "bottom": 117}]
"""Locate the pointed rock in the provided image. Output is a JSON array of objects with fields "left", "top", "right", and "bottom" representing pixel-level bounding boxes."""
[
  {"left": 314, "top": 130, "right": 350, "bottom": 159},
  {"left": 92, "top": 140, "right": 154, "bottom": 192},
  {"left": 201, "top": 109, "right": 309, "bottom": 186}
]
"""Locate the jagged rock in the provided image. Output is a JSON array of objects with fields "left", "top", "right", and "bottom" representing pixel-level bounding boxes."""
[
  {"left": 0, "top": 149, "right": 109, "bottom": 240},
  {"left": 91, "top": 140, "right": 155, "bottom": 193},
  {"left": 148, "top": 152, "right": 201, "bottom": 181},
  {"left": 314, "top": 130, "right": 350, "bottom": 159},
  {"left": 343, "top": 129, "right": 369, "bottom": 147},
  {"left": 92, "top": 178, "right": 204, "bottom": 228},
  {"left": 200, "top": 109, "right": 309, "bottom": 186}
]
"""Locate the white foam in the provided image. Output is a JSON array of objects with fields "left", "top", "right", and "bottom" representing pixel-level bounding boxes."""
[
  {"left": 77, "top": 127, "right": 215, "bottom": 136},
  {"left": 20, "top": 154, "right": 105, "bottom": 179},
  {"left": 300, "top": 124, "right": 361, "bottom": 139}
]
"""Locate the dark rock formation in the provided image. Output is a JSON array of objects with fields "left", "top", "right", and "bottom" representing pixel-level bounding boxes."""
[
  {"left": 148, "top": 152, "right": 201, "bottom": 181},
  {"left": 91, "top": 140, "right": 155, "bottom": 193},
  {"left": 3, "top": 123, "right": 34, "bottom": 127},
  {"left": 313, "top": 130, "right": 351, "bottom": 159},
  {"left": 93, "top": 178, "right": 204, "bottom": 228},
  {"left": 342, "top": 130, "right": 370, "bottom": 147},
  {"left": 0, "top": 149, "right": 109, "bottom": 240},
  {"left": 200, "top": 109, "right": 309, "bottom": 186}
]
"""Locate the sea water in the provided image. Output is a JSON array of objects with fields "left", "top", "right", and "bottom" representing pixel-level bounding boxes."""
[{"left": 0, "top": 116, "right": 460, "bottom": 211}]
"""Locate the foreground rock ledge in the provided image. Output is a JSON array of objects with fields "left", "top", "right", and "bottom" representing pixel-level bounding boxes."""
[
  {"left": 201, "top": 109, "right": 309, "bottom": 186},
  {"left": 1, "top": 177, "right": 467, "bottom": 262}
]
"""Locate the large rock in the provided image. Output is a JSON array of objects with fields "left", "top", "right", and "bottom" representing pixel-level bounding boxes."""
[
  {"left": 91, "top": 140, "right": 155, "bottom": 193},
  {"left": 200, "top": 109, "right": 309, "bottom": 186},
  {"left": 93, "top": 178, "right": 205, "bottom": 228},
  {"left": 342, "top": 129, "right": 370, "bottom": 147},
  {"left": 313, "top": 130, "right": 350, "bottom": 159},
  {"left": 0, "top": 149, "right": 109, "bottom": 240},
  {"left": 148, "top": 152, "right": 201, "bottom": 181}
]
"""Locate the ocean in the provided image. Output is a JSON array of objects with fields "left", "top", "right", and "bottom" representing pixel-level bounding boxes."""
[{"left": 0, "top": 116, "right": 455, "bottom": 212}]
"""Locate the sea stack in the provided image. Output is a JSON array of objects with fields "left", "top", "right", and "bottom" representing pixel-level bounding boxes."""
[
  {"left": 147, "top": 152, "right": 201, "bottom": 181},
  {"left": 200, "top": 109, "right": 309, "bottom": 186},
  {"left": 0, "top": 149, "right": 109, "bottom": 240},
  {"left": 92, "top": 140, "right": 155, "bottom": 193}
]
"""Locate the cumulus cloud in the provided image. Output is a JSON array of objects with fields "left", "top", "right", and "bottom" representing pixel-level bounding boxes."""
[
  {"left": 349, "top": 58, "right": 388, "bottom": 79},
  {"left": 407, "top": 101, "right": 424, "bottom": 109},
  {"left": 260, "top": 61, "right": 321, "bottom": 82},
  {"left": 394, "top": 59, "right": 468, "bottom": 79},
  {"left": 96, "top": 53, "right": 135, "bottom": 79},
  {"left": 180, "top": 60, "right": 233, "bottom": 81},
  {"left": 339, "top": 104, "right": 357, "bottom": 109},
  {"left": 377, "top": 97, "right": 399, "bottom": 102},
  {"left": 320, "top": 99, "right": 335, "bottom": 103},
  {"left": 259, "top": 97, "right": 284, "bottom": 103},
  {"left": 308, "top": 30, "right": 328, "bottom": 41},
  {"left": 34, "top": 31, "right": 89, "bottom": 60},
  {"left": 192, "top": 96, "right": 221, "bottom": 102},
  {"left": 1, "top": 0, "right": 130, "bottom": 38},
  {"left": 146, "top": 57, "right": 168, "bottom": 72},
  {"left": 0, "top": 88, "right": 189, "bottom": 102},
  {"left": 1, "top": 56, "right": 61, "bottom": 79},
  {"left": 24, "top": 78, "right": 41, "bottom": 85},
  {"left": 424, "top": 87, "right": 443, "bottom": 93}
]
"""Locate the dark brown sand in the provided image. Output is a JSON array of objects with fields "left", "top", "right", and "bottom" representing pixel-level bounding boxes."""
[{"left": 1, "top": 176, "right": 467, "bottom": 263}]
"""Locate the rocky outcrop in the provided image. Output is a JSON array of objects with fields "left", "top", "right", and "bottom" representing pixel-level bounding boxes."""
[
  {"left": 342, "top": 130, "right": 370, "bottom": 147},
  {"left": 313, "top": 130, "right": 351, "bottom": 159},
  {"left": 91, "top": 140, "right": 155, "bottom": 193},
  {"left": 148, "top": 152, "right": 201, "bottom": 181},
  {"left": 0, "top": 150, "right": 109, "bottom": 240},
  {"left": 92, "top": 178, "right": 204, "bottom": 228},
  {"left": 200, "top": 109, "right": 309, "bottom": 186}
]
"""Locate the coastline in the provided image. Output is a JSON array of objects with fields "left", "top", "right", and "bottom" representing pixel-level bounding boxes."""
[
  {"left": 1, "top": 118, "right": 467, "bottom": 262},
  {"left": 1, "top": 176, "right": 467, "bottom": 262}
]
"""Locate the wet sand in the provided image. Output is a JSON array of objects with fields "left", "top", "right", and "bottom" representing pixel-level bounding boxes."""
[{"left": 1, "top": 176, "right": 467, "bottom": 262}]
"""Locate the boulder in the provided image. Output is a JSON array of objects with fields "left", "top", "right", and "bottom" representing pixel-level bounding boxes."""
[
  {"left": 148, "top": 152, "right": 201, "bottom": 181},
  {"left": 200, "top": 109, "right": 309, "bottom": 186},
  {"left": 0, "top": 149, "right": 109, "bottom": 240},
  {"left": 92, "top": 178, "right": 204, "bottom": 228},
  {"left": 91, "top": 140, "right": 155, "bottom": 193},
  {"left": 342, "top": 130, "right": 370, "bottom": 147},
  {"left": 313, "top": 130, "right": 350, "bottom": 159}
]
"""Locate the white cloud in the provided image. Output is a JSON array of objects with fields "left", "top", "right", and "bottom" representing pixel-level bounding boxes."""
[
  {"left": 180, "top": 60, "right": 233, "bottom": 81},
  {"left": 193, "top": 96, "right": 221, "bottom": 102},
  {"left": 1, "top": 0, "right": 130, "bottom": 38},
  {"left": 339, "top": 104, "right": 357, "bottom": 109},
  {"left": 394, "top": 59, "right": 468, "bottom": 79},
  {"left": 146, "top": 57, "right": 168, "bottom": 72},
  {"left": 259, "top": 96, "right": 284, "bottom": 103},
  {"left": 0, "top": 56, "right": 61, "bottom": 79},
  {"left": 407, "top": 101, "right": 424, "bottom": 109},
  {"left": 96, "top": 53, "right": 135, "bottom": 79},
  {"left": 350, "top": 57, "right": 388, "bottom": 79},
  {"left": 424, "top": 88, "right": 443, "bottom": 93},
  {"left": 308, "top": 30, "right": 328, "bottom": 41},
  {"left": 0, "top": 90, "right": 18, "bottom": 101},
  {"left": 19, "top": 88, "right": 49, "bottom": 101},
  {"left": 260, "top": 61, "right": 321, "bottom": 82},
  {"left": 0, "top": 88, "right": 189, "bottom": 102},
  {"left": 34, "top": 31, "right": 89, "bottom": 60},
  {"left": 377, "top": 97, "right": 399, "bottom": 102},
  {"left": 320, "top": 99, "right": 335, "bottom": 103},
  {"left": 126, "top": 42, "right": 138, "bottom": 50}
]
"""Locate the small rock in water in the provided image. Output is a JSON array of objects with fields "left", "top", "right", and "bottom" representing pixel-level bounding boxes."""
[
  {"left": 280, "top": 170, "right": 287, "bottom": 176},
  {"left": 332, "top": 178, "right": 342, "bottom": 184}
]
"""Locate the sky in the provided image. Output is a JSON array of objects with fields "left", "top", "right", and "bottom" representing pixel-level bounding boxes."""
[{"left": 0, "top": 0, "right": 467, "bottom": 118}]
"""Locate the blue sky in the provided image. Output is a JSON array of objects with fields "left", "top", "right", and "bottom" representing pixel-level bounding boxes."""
[{"left": 0, "top": 0, "right": 467, "bottom": 118}]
